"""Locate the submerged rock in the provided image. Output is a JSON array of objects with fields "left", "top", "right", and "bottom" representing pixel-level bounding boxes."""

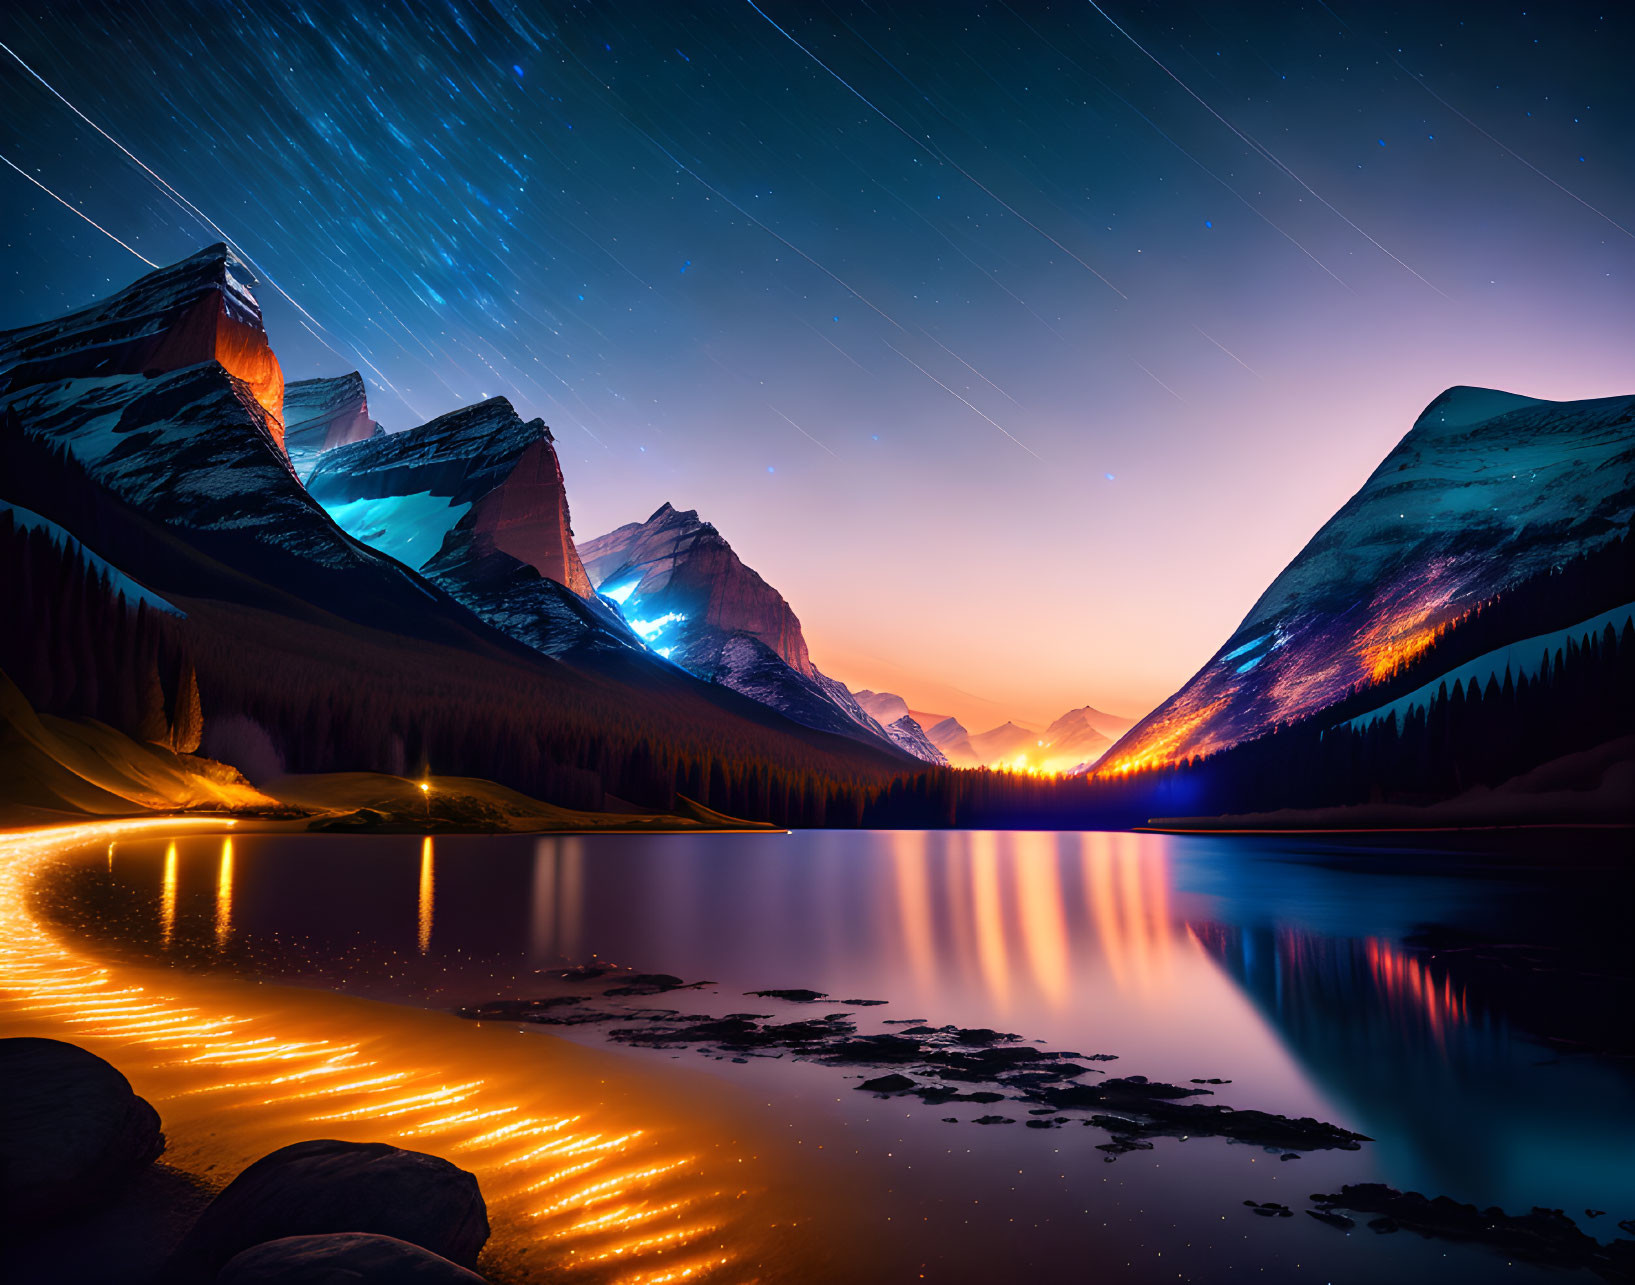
[
  {"left": 464, "top": 973, "right": 1371, "bottom": 1159},
  {"left": 857, "top": 1073, "right": 919, "bottom": 1094},
  {"left": 167, "top": 1139, "right": 488, "bottom": 1281},
  {"left": 0, "top": 1037, "right": 164, "bottom": 1225},
  {"left": 215, "top": 1232, "right": 487, "bottom": 1284},
  {"left": 1309, "top": 1184, "right": 1635, "bottom": 1281}
]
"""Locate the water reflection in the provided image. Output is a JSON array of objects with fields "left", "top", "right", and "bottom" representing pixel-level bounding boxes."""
[
  {"left": 160, "top": 841, "right": 178, "bottom": 949},
  {"left": 530, "top": 838, "right": 584, "bottom": 963},
  {"left": 417, "top": 836, "right": 434, "bottom": 955},
  {"left": 1189, "top": 916, "right": 1634, "bottom": 1213},
  {"left": 0, "top": 823, "right": 814, "bottom": 1283},
  {"left": 34, "top": 825, "right": 1635, "bottom": 1241},
  {"left": 215, "top": 838, "right": 234, "bottom": 951}
]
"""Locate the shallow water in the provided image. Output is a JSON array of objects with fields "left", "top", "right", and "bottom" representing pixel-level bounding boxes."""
[{"left": 17, "top": 825, "right": 1635, "bottom": 1283}]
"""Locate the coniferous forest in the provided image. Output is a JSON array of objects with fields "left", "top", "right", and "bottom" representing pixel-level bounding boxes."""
[{"left": 6, "top": 485, "right": 1628, "bottom": 829}]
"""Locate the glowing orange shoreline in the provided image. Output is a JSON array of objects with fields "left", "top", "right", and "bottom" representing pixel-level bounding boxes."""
[{"left": 0, "top": 818, "right": 812, "bottom": 1284}]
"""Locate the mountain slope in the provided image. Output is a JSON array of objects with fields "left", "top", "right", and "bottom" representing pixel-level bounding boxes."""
[
  {"left": 305, "top": 397, "right": 634, "bottom": 658},
  {"left": 0, "top": 246, "right": 913, "bottom": 823},
  {"left": 915, "top": 713, "right": 978, "bottom": 766},
  {"left": 853, "top": 691, "right": 948, "bottom": 765},
  {"left": 0, "top": 667, "right": 272, "bottom": 825},
  {"left": 968, "top": 721, "right": 1039, "bottom": 767},
  {"left": 1101, "top": 386, "right": 1635, "bottom": 773},
  {"left": 282, "top": 372, "right": 382, "bottom": 479},
  {"left": 580, "top": 503, "right": 918, "bottom": 757}
]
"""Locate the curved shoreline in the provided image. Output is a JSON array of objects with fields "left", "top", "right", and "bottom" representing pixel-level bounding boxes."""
[{"left": 0, "top": 819, "right": 824, "bottom": 1284}]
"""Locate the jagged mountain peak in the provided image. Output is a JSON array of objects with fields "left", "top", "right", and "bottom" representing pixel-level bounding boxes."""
[
  {"left": 579, "top": 506, "right": 931, "bottom": 760},
  {"left": 0, "top": 241, "right": 286, "bottom": 447},
  {"left": 644, "top": 500, "right": 713, "bottom": 533},
  {"left": 580, "top": 502, "right": 810, "bottom": 674},
  {"left": 283, "top": 371, "right": 382, "bottom": 480},
  {"left": 306, "top": 393, "right": 600, "bottom": 632},
  {"left": 309, "top": 397, "right": 556, "bottom": 500}
]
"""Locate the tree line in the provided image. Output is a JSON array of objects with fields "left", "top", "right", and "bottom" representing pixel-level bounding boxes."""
[{"left": 3, "top": 483, "right": 1628, "bottom": 827}]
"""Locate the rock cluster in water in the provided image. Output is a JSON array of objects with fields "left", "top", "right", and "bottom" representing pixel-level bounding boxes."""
[
  {"left": 1304, "top": 1184, "right": 1635, "bottom": 1282},
  {"left": 460, "top": 968, "right": 1371, "bottom": 1157}
]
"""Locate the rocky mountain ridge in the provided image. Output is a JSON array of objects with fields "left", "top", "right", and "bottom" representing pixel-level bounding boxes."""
[
  {"left": 580, "top": 504, "right": 924, "bottom": 758},
  {"left": 282, "top": 372, "right": 382, "bottom": 479},
  {"left": 1101, "top": 386, "right": 1635, "bottom": 772},
  {"left": 0, "top": 242, "right": 286, "bottom": 449},
  {"left": 306, "top": 397, "right": 629, "bottom": 658}
]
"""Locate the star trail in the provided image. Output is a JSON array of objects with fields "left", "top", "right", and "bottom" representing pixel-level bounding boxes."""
[{"left": 2, "top": 1, "right": 1629, "bottom": 720}]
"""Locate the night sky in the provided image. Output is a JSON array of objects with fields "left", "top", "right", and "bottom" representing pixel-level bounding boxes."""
[{"left": 2, "top": 2, "right": 1630, "bottom": 726}]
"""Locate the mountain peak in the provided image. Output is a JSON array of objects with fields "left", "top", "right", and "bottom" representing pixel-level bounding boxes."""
[
  {"left": 1413, "top": 385, "right": 1546, "bottom": 432},
  {"left": 0, "top": 242, "right": 286, "bottom": 448},
  {"left": 648, "top": 500, "right": 702, "bottom": 527},
  {"left": 580, "top": 504, "right": 812, "bottom": 674},
  {"left": 1101, "top": 386, "right": 1635, "bottom": 772},
  {"left": 282, "top": 371, "right": 382, "bottom": 479},
  {"left": 307, "top": 396, "right": 593, "bottom": 599}
]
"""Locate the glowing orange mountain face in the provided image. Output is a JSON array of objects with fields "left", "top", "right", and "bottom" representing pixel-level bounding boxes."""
[
  {"left": 1098, "top": 559, "right": 1476, "bottom": 773},
  {"left": 1095, "top": 388, "right": 1635, "bottom": 775},
  {"left": 147, "top": 291, "right": 286, "bottom": 449},
  {"left": 0, "top": 243, "right": 286, "bottom": 454}
]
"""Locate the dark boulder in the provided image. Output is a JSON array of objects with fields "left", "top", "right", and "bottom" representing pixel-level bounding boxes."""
[
  {"left": 216, "top": 1232, "right": 487, "bottom": 1284},
  {"left": 0, "top": 1036, "right": 164, "bottom": 1225},
  {"left": 167, "top": 1139, "right": 488, "bottom": 1281}
]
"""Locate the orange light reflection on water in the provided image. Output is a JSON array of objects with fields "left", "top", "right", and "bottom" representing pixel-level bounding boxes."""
[
  {"left": 418, "top": 836, "right": 435, "bottom": 955},
  {"left": 160, "top": 841, "right": 178, "bottom": 949},
  {"left": 875, "top": 832, "right": 1184, "bottom": 1017},
  {"left": 214, "top": 838, "right": 234, "bottom": 951},
  {"left": 0, "top": 821, "right": 810, "bottom": 1284}
]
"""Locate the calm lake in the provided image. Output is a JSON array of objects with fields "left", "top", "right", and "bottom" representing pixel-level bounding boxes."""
[{"left": 25, "top": 827, "right": 1635, "bottom": 1283}]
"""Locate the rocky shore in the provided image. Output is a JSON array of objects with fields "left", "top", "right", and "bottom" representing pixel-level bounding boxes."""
[{"left": 0, "top": 1037, "right": 495, "bottom": 1285}]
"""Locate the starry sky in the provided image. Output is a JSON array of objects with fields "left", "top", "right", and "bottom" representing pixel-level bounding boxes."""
[{"left": 2, "top": 1, "right": 1630, "bottom": 728}]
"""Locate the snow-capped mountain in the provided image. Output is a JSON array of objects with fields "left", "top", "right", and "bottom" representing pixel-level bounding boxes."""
[
  {"left": 305, "top": 397, "right": 637, "bottom": 658},
  {"left": 580, "top": 503, "right": 922, "bottom": 757},
  {"left": 1101, "top": 386, "right": 1635, "bottom": 773},
  {"left": 282, "top": 372, "right": 382, "bottom": 479},
  {"left": 915, "top": 713, "right": 978, "bottom": 766},
  {"left": 0, "top": 245, "right": 914, "bottom": 811},
  {"left": 851, "top": 691, "right": 948, "bottom": 765},
  {"left": 0, "top": 241, "right": 286, "bottom": 449}
]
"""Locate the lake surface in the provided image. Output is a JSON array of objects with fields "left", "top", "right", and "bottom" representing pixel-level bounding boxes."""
[{"left": 25, "top": 827, "right": 1635, "bottom": 1283}]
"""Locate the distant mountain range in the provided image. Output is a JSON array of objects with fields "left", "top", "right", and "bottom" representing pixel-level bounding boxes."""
[
  {"left": 856, "top": 693, "right": 1135, "bottom": 772},
  {"left": 1, "top": 243, "right": 1626, "bottom": 830}
]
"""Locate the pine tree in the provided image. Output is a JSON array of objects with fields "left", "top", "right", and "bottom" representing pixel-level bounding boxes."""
[
  {"left": 170, "top": 657, "right": 203, "bottom": 754},
  {"left": 137, "top": 654, "right": 169, "bottom": 744}
]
